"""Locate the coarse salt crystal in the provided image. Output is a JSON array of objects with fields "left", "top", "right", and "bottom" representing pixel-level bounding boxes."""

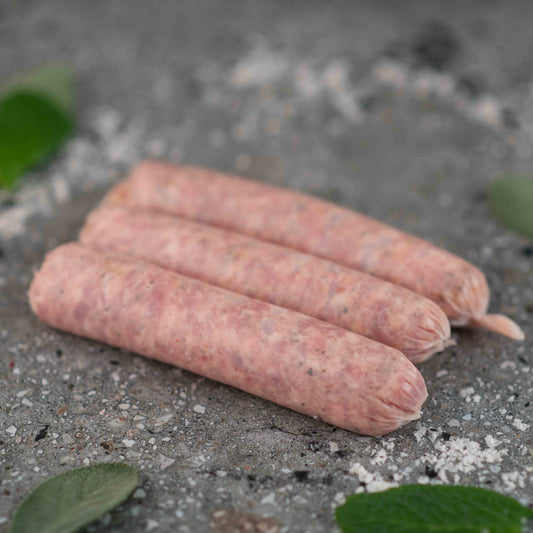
[
  {"left": 159, "top": 455, "right": 175, "bottom": 470},
  {"left": 513, "top": 419, "right": 529, "bottom": 431},
  {"left": 500, "top": 361, "right": 516, "bottom": 370},
  {"left": 328, "top": 441, "right": 339, "bottom": 453},
  {"left": 155, "top": 414, "right": 173, "bottom": 425},
  {"left": 145, "top": 519, "right": 159, "bottom": 532},
  {"left": 261, "top": 492, "right": 276, "bottom": 505},
  {"left": 460, "top": 387, "right": 475, "bottom": 398}
]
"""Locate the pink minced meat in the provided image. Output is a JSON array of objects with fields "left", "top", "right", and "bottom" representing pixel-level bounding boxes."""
[
  {"left": 80, "top": 204, "right": 451, "bottom": 363},
  {"left": 106, "top": 160, "right": 523, "bottom": 340},
  {"left": 28, "top": 243, "right": 427, "bottom": 437}
]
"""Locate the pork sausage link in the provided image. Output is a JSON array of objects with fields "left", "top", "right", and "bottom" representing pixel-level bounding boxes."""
[
  {"left": 105, "top": 160, "right": 524, "bottom": 340},
  {"left": 80, "top": 204, "right": 451, "bottom": 363},
  {"left": 28, "top": 243, "right": 427, "bottom": 437}
]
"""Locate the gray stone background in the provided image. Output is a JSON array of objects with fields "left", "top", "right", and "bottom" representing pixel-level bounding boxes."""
[{"left": 0, "top": 1, "right": 532, "bottom": 532}]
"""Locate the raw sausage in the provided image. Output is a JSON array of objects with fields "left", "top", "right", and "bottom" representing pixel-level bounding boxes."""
[
  {"left": 105, "top": 160, "right": 524, "bottom": 340},
  {"left": 28, "top": 243, "right": 427, "bottom": 437},
  {"left": 80, "top": 204, "right": 451, "bottom": 363}
]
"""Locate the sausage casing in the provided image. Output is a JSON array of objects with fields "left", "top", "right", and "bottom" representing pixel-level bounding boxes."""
[
  {"left": 28, "top": 243, "right": 427, "bottom": 436},
  {"left": 105, "top": 160, "right": 523, "bottom": 340},
  {"left": 80, "top": 204, "right": 451, "bottom": 363}
]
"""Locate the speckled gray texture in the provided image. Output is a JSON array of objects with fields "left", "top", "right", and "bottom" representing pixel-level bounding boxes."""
[{"left": 0, "top": 1, "right": 532, "bottom": 532}]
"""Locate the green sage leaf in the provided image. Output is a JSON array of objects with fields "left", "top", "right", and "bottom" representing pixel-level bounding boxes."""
[
  {"left": 8, "top": 462, "right": 138, "bottom": 533},
  {"left": 0, "top": 65, "right": 75, "bottom": 189},
  {"left": 335, "top": 485, "right": 533, "bottom": 533},
  {"left": 490, "top": 175, "right": 533, "bottom": 239}
]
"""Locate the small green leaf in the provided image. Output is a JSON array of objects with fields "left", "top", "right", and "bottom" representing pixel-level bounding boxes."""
[
  {"left": 8, "top": 463, "right": 138, "bottom": 533},
  {"left": 0, "top": 65, "right": 75, "bottom": 189},
  {"left": 335, "top": 485, "right": 533, "bottom": 533},
  {"left": 490, "top": 175, "right": 533, "bottom": 239},
  {"left": 0, "top": 92, "right": 73, "bottom": 188},
  {"left": 2, "top": 64, "right": 75, "bottom": 115}
]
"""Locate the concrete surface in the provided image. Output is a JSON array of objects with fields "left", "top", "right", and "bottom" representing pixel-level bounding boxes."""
[{"left": 1, "top": 1, "right": 532, "bottom": 532}]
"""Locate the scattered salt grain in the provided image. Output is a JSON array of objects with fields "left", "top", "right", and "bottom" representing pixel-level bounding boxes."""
[
  {"left": 485, "top": 435, "right": 501, "bottom": 448},
  {"left": 414, "top": 423, "right": 428, "bottom": 443},
  {"left": 513, "top": 419, "right": 529, "bottom": 431},
  {"left": 328, "top": 441, "right": 339, "bottom": 453},
  {"left": 260, "top": 493, "right": 276, "bottom": 505},
  {"left": 145, "top": 519, "right": 159, "bottom": 532},
  {"left": 500, "top": 361, "right": 516, "bottom": 370},
  {"left": 229, "top": 47, "right": 288, "bottom": 89},
  {"left": 460, "top": 387, "right": 475, "bottom": 398},
  {"left": 159, "top": 455, "right": 175, "bottom": 470},
  {"left": 369, "top": 448, "right": 388, "bottom": 466},
  {"left": 349, "top": 462, "right": 398, "bottom": 493},
  {"left": 133, "top": 488, "right": 146, "bottom": 499},
  {"left": 155, "top": 414, "right": 173, "bottom": 425}
]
